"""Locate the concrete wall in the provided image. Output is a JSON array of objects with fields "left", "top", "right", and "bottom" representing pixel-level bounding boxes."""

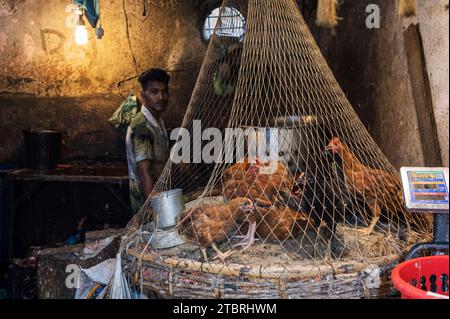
[
  {"left": 310, "top": 0, "right": 448, "bottom": 169},
  {"left": 0, "top": 0, "right": 209, "bottom": 162},
  {"left": 371, "top": 0, "right": 448, "bottom": 168},
  {"left": 401, "top": 0, "right": 449, "bottom": 167},
  {"left": 1, "top": 0, "right": 448, "bottom": 169}
]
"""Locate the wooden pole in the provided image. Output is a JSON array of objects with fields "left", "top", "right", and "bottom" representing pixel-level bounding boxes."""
[{"left": 403, "top": 24, "right": 442, "bottom": 166}]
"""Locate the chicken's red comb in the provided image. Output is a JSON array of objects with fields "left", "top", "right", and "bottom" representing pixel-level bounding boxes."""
[{"left": 330, "top": 137, "right": 341, "bottom": 144}]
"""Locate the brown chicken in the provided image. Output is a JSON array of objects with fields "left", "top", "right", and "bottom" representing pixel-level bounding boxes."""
[
  {"left": 223, "top": 158, "right": 290, "bottom": 182},
  {"left": 223, "top": 157, "right": 262, "bottom": 181},
  {"left": 223, "top": 159, "right": 298, "bottom": 207},
  {"left": 258, "top": 160, "right": 290, "bottom": 178},
  {"left": 223, "top": 175, "right": 289, "bottom": 207},
  {"left": 325, "top": 137, "right": 407, "bottom": 235},
  {"left": 222, "top": 160, "right": 312, "bottom": 248},
  {"left": 177, "top": 197, "right": 255, "bottom": 262},
  {"left": 235, "top": 203, "right": 315, "bottom": 244}
]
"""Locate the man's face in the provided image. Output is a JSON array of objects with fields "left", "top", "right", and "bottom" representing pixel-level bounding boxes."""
[{"left": 142, "top": 81, "right": 169, "bottom": 114}]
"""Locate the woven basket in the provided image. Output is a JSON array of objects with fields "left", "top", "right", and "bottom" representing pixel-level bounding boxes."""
[{"left": 125, "top": 247, "right": 399, "bottom": 299}]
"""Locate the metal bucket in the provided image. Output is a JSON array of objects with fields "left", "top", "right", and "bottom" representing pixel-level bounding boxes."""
[
  {"left": 150, "top": 189, "right": 185, "bottom": 228},
  {"left": 23, "top": 129, "right": 62, "bottom": 172},
  {"left": 142, "top": 222, "right": 185, "bottom": 250}
]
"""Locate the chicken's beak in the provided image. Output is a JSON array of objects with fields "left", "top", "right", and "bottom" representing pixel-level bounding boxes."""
[
  {"left": 254, "top": 157, "right": 264, "bottom": 170},
  {"left": 293, "top": 189, "right": 302, "bottom": 196},
  {"left": 324, "top": 144, "right": 336, "bottom": 154},
  {"left": 243, "top": 202, "right": 255, "bottom": 212},
  {"left": 248, "top": 166, "right": 258, "bottom": 174}
]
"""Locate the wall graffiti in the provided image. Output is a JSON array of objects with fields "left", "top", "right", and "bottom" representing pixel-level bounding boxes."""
[
  {"left": 40, "top": 29, "right": 66, "bottom": 54},
  {"left": 0, "top": 0, "right": 205, "bottom": 101}
]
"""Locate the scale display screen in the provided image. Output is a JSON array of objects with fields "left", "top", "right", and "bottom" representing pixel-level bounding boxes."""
[{"left": 401, "top": 167, "right": 449, "bottom": 212}]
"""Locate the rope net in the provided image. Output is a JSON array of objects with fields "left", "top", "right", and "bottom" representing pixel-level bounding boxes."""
[{"left": 122, "top": 0, "right": 432, "bottom": 278}]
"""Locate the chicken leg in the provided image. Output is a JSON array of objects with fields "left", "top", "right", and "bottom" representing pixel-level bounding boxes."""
[
  {"left": 211, "top": 243, "right": 234, "bottom": 262},
  {"left": 201, "top": 248, "right": 209, "bottom": 262},
  {"left": 203, "top": 244, "right": 234, "bottom": 262},
  {"left": 233, "top": 221, "right": 257, "bottom": 251},
  {"left": 356, "top": 198, "right": 381, "bottom": 236}
]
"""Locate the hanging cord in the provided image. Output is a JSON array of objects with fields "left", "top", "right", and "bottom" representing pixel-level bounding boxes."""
[
  {"left": 96, "top": 0, "right": 101, "bottom": 28},
  {"left": 116, "top": 1, "right": 205, "bottom": 94},
  {"left": 116, "top": 0, "right": 140, "bottom": 96},
  {"left": 122, "top": 0, "right": 139, "bottom": 75}
]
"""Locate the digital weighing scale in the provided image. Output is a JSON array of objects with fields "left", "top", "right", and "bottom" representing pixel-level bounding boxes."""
[{"left": 400, "top": 167, "right": 449, "bottom": 259}]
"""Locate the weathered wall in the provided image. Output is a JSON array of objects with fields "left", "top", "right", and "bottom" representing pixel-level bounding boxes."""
[
  {"left": 0, "top": 0, "right": 209, "bottom": 162},
  {"left": 1, "top": 0, "right": 448, "bottom": 169},
  {"left": 0, "top": 94, "right": 124, "bottom": 162},
  {"left": 400, "top": 0, "right": 449, "bottom": 167},
  {"left": 310, "top": 0, "right": 448, "bottom": 169},
  {"left": 371, "top": 0, "right": 448, "bottom": 167}
]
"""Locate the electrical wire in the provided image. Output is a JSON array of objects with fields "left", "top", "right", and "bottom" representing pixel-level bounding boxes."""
[{"left": 122, "top": 0, "right": 139, "bottom": 74}]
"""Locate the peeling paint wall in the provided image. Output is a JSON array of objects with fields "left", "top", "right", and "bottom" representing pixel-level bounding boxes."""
[
  {"left": 0, "top": 0, "right": 209, "bottom": 162},
  {"left": 371, "top": 0, "right": 449, "bottom": 167},
  {"left": 0, "top": 94, "right": 125, "bottom": 163},
  {"left": 0, "top": 0, "right": 206, "bottom": 97},
  {"left": 1, "top": 0, "right": 448, "bottom": 169},
  {"left": 400, "top": 0, "right": 449, "bottom": 167},
  {"left": 310, "top": 0, "right": 448, "bottom": 169}
]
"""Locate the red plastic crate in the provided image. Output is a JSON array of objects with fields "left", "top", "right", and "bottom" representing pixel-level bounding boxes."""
[{"left": 392, "top": 255, "right": 449, "bottom": 299}]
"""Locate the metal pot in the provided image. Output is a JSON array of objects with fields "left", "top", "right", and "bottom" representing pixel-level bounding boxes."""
[
  {"left": 242, "top": 125, "right": 301, "bottom": 172},
  {"left": 270, "top": 115, "right": 323, "bottom": 173},
  {"left": 23, "top": 129, "right": 62, "bottom": 172},
  {"left": 150, "top": 189, "right": 185, "bottom": 228}
]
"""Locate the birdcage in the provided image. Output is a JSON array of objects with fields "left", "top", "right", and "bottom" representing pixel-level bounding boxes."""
[{"left": 117, "top": 0, "right": 433, "bottom": 299}]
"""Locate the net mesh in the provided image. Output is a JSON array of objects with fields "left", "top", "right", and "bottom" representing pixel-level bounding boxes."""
[{"left": 122, "top": 0, "right": 432, "bottom": 279}]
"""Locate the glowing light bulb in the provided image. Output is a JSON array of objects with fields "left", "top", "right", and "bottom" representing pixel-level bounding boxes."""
[{"left": 75, "top": 16, "right": 88, "bottom": 45}]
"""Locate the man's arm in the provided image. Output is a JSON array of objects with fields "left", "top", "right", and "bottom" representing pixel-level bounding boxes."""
[{"left": 137, "top": 160, "right": 155, "bottom": 198}]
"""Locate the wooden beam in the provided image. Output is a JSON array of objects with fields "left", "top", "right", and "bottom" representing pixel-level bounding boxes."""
[{"left": 403, "top": 24, "right": 443, "bottom": 166}]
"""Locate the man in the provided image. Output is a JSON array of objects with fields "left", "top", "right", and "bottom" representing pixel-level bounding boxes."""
[{"left": 126, "top": 69, "right": 171, "bottom": 214}]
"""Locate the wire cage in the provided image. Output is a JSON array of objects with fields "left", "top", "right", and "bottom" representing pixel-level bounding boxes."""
[{"left": 119, "top": 0, "right": 433, "bottom": 299}]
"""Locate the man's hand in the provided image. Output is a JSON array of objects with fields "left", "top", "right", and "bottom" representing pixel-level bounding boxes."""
[{"left": 137, "top": 160, "right": 155, "bottom": 198}]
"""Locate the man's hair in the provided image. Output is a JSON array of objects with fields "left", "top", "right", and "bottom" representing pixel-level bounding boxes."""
[{"left": 138, "top": 68, "right": 170, "bottom": 90}]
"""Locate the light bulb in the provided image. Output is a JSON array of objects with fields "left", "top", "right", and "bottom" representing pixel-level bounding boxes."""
[
  {"left": 75, "top": 15, "right": 88, "bottom": 45},
  {"left": 75, "top": 25, "right": 88, "bottom": 45}
]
